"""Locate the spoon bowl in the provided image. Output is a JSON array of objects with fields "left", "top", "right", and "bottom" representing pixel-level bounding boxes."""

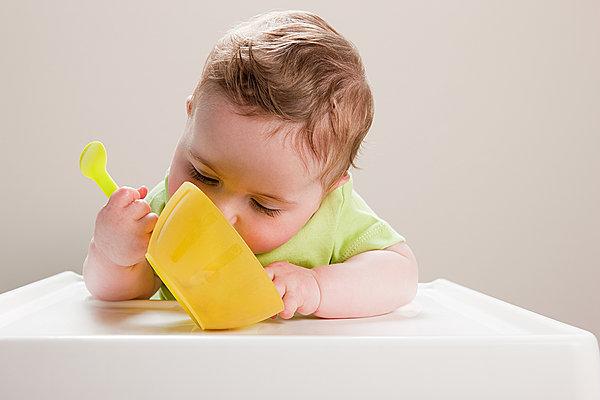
[{"left": 79, "top": 141, "right": 118, "bottom": 197}]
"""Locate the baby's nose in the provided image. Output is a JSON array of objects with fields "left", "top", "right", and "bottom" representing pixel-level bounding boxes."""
[
  {"left": 226, "top": 214, "right": 238, "bottom": 226},
  {"left": 217, "top": 202, "right": 238, "bottom": 226}
]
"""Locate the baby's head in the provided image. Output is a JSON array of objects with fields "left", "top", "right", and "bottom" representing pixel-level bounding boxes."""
[{"left": 168, "top": 10, "right": 373, "bottom": 254}]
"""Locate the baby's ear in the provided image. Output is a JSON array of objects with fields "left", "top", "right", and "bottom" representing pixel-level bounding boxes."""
[
  {"left": 186, "top": 95, "right": 193, "bottom": 117},
  {"left": 329, "top": 172, "right": 350, "bottom": 192}
]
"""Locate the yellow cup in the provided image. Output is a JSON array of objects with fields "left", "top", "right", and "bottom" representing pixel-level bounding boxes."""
[{"left": 146, "top": 182, "right": 284, "bottom": 330}]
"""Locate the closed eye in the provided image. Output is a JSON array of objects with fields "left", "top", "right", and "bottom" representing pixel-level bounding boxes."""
[
  {"left": 188, "top": 166, "right": 219, "bottom": 186},
  {"left": 188, "top": 165, "right": 281, "bottom": 218},
  {"left": 250, "top": 198, "right": 281, "bottom": 218}
]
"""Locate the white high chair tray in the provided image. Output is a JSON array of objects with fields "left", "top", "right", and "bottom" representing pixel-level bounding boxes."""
[{"left": 0, "top": 271, "right": 598, "bottom": 399}]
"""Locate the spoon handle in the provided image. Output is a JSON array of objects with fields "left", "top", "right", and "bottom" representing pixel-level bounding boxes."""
[{"left": 97, "top": 170, "right": 119, "bottom": 198}]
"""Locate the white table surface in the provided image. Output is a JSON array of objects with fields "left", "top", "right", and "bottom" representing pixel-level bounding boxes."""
[{"left": 0, "top": 271, "right": 598, "bottom": 400}]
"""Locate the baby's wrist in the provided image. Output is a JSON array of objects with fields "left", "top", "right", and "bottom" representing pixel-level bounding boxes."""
[
  {"left": 90, "top": 238, "right": 139, "bottom": 269},
  {"left": 309, "top": 267, "right": 324, "bottom": 315}
]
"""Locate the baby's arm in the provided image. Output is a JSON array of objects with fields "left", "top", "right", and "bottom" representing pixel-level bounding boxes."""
[
  {"left": 82, "top": 186, "right": 162, "bottom": 301},
  {"left": 312, "top": 242, "right": 418, "bottom": 318},
  {"left": 264, "top": 242, "right": 418, "bottom": 319},
  {"left": 83, "top": 241, "right": 161, "bottom": 301}
]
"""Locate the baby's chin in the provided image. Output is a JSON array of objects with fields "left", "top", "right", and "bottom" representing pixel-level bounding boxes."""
[
  {"left": 242, "top": 217, "right": 311, "bottom": 255},
  {"left": 248, "top": 242, "right": 278, "bottom": 256},
  {"left": 245, "top": 235, "right": 290, "bottom": 256}
]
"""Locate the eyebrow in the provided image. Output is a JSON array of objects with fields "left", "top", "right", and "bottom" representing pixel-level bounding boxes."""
[{"left": 188, "top": 148, "right": 297, "bottom": 206}]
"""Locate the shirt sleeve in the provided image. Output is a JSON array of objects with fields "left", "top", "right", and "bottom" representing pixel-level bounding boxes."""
[{"left": 331, "top": 180, "right": 405, "bottom": 264}]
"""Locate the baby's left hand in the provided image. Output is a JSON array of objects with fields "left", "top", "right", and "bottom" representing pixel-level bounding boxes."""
[{"left": 264, "top": 261, "right": 321, "bottom": 319}]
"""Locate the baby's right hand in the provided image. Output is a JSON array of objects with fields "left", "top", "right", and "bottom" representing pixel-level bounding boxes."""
[{"left": 92, "top": 186, "right": 159, "bottom": 267}]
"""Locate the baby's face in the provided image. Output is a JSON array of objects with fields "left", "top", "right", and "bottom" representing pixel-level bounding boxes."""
[{"left": 167, "top": 92, "right": 327, "bottom": 254}]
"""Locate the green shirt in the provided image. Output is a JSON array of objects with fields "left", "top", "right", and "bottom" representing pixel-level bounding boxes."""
[{"left": 146, "top": 172, "right": 405, "bottom": 300}]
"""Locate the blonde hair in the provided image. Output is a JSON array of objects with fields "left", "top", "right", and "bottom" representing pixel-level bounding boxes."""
[{"left": 190, "top": 10, "right": 374, "bottom": 191}]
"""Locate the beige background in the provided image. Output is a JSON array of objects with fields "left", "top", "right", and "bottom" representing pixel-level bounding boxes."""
[{"left": 1, "top": 1, "right": 598, "bottom": 337}]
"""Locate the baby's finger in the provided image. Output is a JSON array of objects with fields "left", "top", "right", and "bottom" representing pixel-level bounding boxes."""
[
  {"left": 109, "top": 186, "right": 141, "bottom": 208},
  {"left": 280, "top": 292, "right": 299, "bottom": 319},
  {"left": 264, "top": 266, "right": 275, "bottom": 280},
  {"left": 128, "top": 199, "right": 152, "bottom": 220},
  {"left": 140, "top": 212, "right": 159, "bottom": 233},
  {"left": 138, "top": 186, "right": 148, "bottom": 199},
  {"left": 271, "top": 277, "right": 287, "bottom": 298},
  {"left": 297, "top": 298, "right": 317, "bottom": 316}
]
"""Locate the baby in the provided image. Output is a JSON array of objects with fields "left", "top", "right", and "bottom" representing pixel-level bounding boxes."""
[{"left": 83, "top": 10, "right": 418, "bottom": 320}]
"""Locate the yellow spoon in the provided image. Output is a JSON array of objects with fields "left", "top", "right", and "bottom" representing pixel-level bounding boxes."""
[{"left": 79, "top": 141, "right": 118, "bottom": 197}]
